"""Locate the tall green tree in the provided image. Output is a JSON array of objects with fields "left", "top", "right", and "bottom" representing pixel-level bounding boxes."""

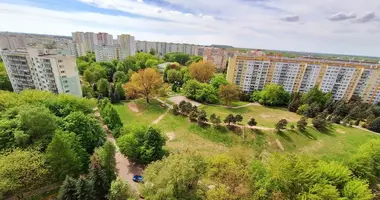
[
  {"left": 109, "top": 178, "right": 137, "bottom": 200},
  {"left": 210, "top": 74, "right": 229, "bottom": 89},
  {"left": 0, "top": 62, "right": 12, "bottom": 91},
  {"left": 64, "top": 111, "right": 105, "bottom": 153},
  {"left": 75, "top": 176, "right": 94, "bottom": 200},
  {"left": 57, "top": 176, "right": 78, "bottom": 200},
  {"left": 141, "top": 152, "right": 206, "bottom": 200},
  {"left": 113, "top": 71, "right": 128, "bottom": 83},
  {"left": 46, "top": 130, "right": 89, "bottom": 180},
  {"left": 342, "top": 179, "right": 374, "bottom": 200},
  {"left": 88, "top": 155, "right": 110, "bottom": 200},
  {"left": 0, "top": 149, "right": 49, "bottom": 198},
  {"left": 252, "top": 84, "right": 290, "bottom": 106},
  {"left": 19, "top": 106, "right": 56, "bottom": 148},
  {"left": 97, "top": 78, "right": 110, "bottom": 97},
  {"left": 117, "top": 126, "right": 167, "bottom": 164},
  {"left": 95, "top": 141, "right": 116, "bottom": 184}
]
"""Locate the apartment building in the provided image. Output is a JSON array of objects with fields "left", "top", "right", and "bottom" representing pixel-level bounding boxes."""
[
  {"left": 202, "top": 47, "right": 228, "bottom": 70},
  {"left": 0, "top": 34, "right": 26, "bottom": 50},
  {"left": 0, "top": 48, "right": 82, "bottom": 97},
  {"left": 94, "top": 45, "right": 120, "bottom": 62},
  {"left": 227, "top": 56, "right": 380, "bottom": 103},
  {"left": 117, "top": 34, "right": 135, "bottom": 59},
  {"left": 135, "top": 40, "right": 199, "bottom": 56}
]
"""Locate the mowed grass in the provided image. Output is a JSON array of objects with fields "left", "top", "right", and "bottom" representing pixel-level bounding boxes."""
[
  {"left": 254, "top": 124, "right": 379, "bottom": 161},
  {"left": 200, "top": 103, "right": 302, "bottom": 127},
  {"left": 114, "top": 98, "right": 379, "bottom": 159},
  {"left": 113, "top": 99, "right": 167, "bottom": 127}
]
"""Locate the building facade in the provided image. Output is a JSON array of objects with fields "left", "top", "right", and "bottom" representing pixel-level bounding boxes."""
[
  {"left": 135, "top": 40, "right": 199, "bottom": 56},
  {"left": 202, "top": 47, "right": 228, "bottom": 70},
  {"left": 0, "top": 48, "right": 82, "bottom": 97},
  {"left": 118, "top": 34, "right": 136, "bottom": 59},
  {"left": 227, "top": 56, "right": 380, "bottom": 104},
  {"left": 94, "top": 45, "right": 120, "bottom": 62},
  {"left": 0, "top": 34, "right": 26, "bottom": 50}
]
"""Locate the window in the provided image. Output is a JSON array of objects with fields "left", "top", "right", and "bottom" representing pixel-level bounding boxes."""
[
  {"left": 59, "top": 65, "right": 64, "bottom": 68},
  {"left": 63, "top": 80, "right": 68, "bottom": 83},
  {"left": 65, "top": 90, "right": 70, "bottom": 93},
  {"left": 58, "top": 60, "right": 63, "bottom": 63},
  {"left": 62, "top": 76, "right": 67, "bottom": 78}
]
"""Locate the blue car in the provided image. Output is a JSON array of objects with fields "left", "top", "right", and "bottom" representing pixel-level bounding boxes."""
[{"left": 133, "top": 175, "right": 143, "bottom": 182}]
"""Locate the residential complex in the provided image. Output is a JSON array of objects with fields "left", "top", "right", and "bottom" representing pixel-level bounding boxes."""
[
  {"left": 227, "top": 56, "right": 380, "bottom": 104},
  {"left": 136, "top": 40, "right": 198, "bottom": 56},
  {"left": 118, "top": 34, "right": 136, "bottom": 59},
  {"left": 0, "top": 48, "right": 82, "bottom": 97},
  {"left": 94, "top": 45, "right": 121, "bottom": 62}
]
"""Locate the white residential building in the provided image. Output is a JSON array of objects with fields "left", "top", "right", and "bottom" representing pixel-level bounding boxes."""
[
  {"left": 94, "top": 45, "right": 120, "bottom": 62},
  {"left": 118, "top": 34, "right": 136, "bottom": 59},
  {"left": 135, "top": 40, "right": 199, "bottom": 56},
  {"left": 0, "top": 48, "right": 82, "bottom": 97},
  {"left": 0, "top": 34, "right": 26, "bottom": 50}
]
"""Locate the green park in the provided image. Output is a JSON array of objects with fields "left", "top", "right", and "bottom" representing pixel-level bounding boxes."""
[{"left": 0, "top": 52, "right": 380, "bottom": 199}]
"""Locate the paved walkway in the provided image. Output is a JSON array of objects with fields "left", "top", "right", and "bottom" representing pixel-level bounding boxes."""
[{"left": 95, "top": 109, "right": 143, "bottom": 193}]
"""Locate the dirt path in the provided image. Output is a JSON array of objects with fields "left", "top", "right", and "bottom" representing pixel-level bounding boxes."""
[
  {"left": 95, "top": 109, "right": 143, "bottom": 193},
  {"left": 152, "top": 108, "right": 170, "bottom": 124},
  {"left": 353, "top": 125, "right": 380, "bottom": 136},
  {"left": 220, "top": 102, "right": 260, "bottom": 109}
]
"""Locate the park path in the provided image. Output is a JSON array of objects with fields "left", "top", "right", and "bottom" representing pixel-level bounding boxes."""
[
  {"left": 94, "top": 109, "right": 143, "bottom": 193},
  {"left": 152, "top": 108, "right": 170, "bottom": 125},
  {"left": 219, "top": 102, "right": 260, "bottom": 109}
]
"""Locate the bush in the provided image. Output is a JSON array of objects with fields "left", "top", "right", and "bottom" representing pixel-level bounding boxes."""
[
  {"left": 248, "top": 118, "right": 257, "bottom": 126},
  {"left": 275, "top": 119, "right": 288, "bottom": 131},
  {"left": 312, "top": 116, "right": 328, "bottom": 132},
  {"left": 367, "top": 117, "right": 380, "bottom": 133},
  {"left": 297, "top": 117, "right": 308, "bottom": 131}
]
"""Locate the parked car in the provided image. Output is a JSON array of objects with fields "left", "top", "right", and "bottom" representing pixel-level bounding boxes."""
[{"left": 133, "top": 175, "right": 143, "bottom": 182}]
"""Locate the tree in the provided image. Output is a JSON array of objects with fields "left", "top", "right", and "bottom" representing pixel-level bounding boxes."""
[
  {"left": 248, "top": 118, "right": 257, "bottom": 126},
  {"left": 75, "top": 176, "right": 94, "bottom": 200},
  {"left": 195, "top": 83, "right": 219, "bottom": 104},
  {"left": 115, "top": 83, "right": 126, "bottom": 100},
  {"left": 167, "top": 69, "right": 183, "bottom": 84},
  {"left": 297, "top": 117, "right": 308, "bottom": 131},
  {"left": 252, "top": 84, "right": 290, "bottom": 106},
  {"left": 149, "top": 48, "right": 156, "bottom": 55},
  {"left": 101, "top": 103, "right": 123, "bottom": 130},
  {"left": 113, "top": 71, "right": 128, "bottom": 83},
  {"left": 46, "top": 130, "right": 89, "bottom": 180},
  {"left": 197, "top": 109, "right": 208, "bottom": 124},
  {"left": 117, "top": 126, "right": 167, "bottom": 164},
  {"left": 301, "top": 87, "right": 329, "bottom": 107},
  {"left": 234, "top": 114, "right": 243, "bottom": 124},
  {"left": 189, "top": 61, "right": 216, "bottom": 83},
  {"left": 109, "top": 178, "right": 137, "bottom": 200},
  {"left": 141, "top": 152, "right": 206, "bottom": 200},
  {"left": 84, "top": 70, "right": 96, "bottom": 84},
  {"left": 210, "top": 114, "right": 222, "bottom": 127},
  {"left": 64, "top": 111, "right": 105, "bottom": 153},
  {"left": 298, "top": 183, "right": 340, "bottom": 200},
  {"left": 219, "top": 84, "right": 239, "bottom": 106},
  {"left": 19, "top": 106, "right": 56, "bottom": 148},
  {"left": 164, "top": 52, "right": 190, "bottom": 65},
  {"left": 97, "top": 78, "right": 110, "bottom": 97},
  {"left": 224, "top": 114, "right": 235, "bottom": 125},
  {"left": 0, "top": 62, "right": 12, "bottom": 91},
  {"left": 172, "top": 104, "right": 180, "bottom": 115},
  {"left": 95, "top": 141, "right": 116, "bottom": 185},
  {"left": 275, "top": 119, "right": 288, "bottom": 131},
  {"left": 57, "top": 176, "right": 78, "bottom": 200},
  {"left": 312, "top": 116, "right": 328, "bottom": 132},
  {"left": 342, "top": 179, "right": 374, "bottom": 200},
  {"left": 88, "top": 155, "right": 110, "bottom": 200},
  {"left": 288, "top": 92, "right": 301, "bottom": 112},
  {"left": 188, "top": 111, "right": 198, "bottom": 121},
  {"left": 183, "top": 79, "right": 201, "bottom": 99},
  {"left": 124, "top": 68, "right": 163, "bottom": 103},
  {"left": 208, "top": 154, "right": 250, "bottom": 199},
  {"left": 367, "top": 117, "right": 380, "bottom": 133},
  {"left": 145, "top": 59, "right": 159, "bottom": 68},
  {"left": 109, "top": 85, "right": 120, "bottom": 103},
  {"left": 0, "top": 149, "right": 49, "bottom": 198},
  {"left": 210, "top": 74, "right": 228, "bottom": 89}
]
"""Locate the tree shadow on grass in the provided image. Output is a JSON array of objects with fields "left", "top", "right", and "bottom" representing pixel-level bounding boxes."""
[
  {"left": 227, "top": 125, "right": 243, "bottom": 135},
  {"left": 251, "top": 129, "right": 265, "bottom": 135},
  {"left": 276, "top": 130, "right": 293, "bottom": 142},
  {"left": 299, "top": 130, "right": 317, "bottom": 140}
]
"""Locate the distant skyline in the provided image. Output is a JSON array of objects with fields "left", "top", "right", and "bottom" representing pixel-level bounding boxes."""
[{"left": 1, "top": 0, "right": 380, "bottom": 57}]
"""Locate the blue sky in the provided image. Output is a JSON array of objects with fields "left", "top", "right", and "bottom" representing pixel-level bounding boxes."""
[{"left": 1, "top": 0, "right": 380, "bottom": 56}]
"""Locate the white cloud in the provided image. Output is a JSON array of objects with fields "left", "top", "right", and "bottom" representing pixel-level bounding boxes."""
[{"left": 1, "top": 0, "right": 380, "bottom": 56}]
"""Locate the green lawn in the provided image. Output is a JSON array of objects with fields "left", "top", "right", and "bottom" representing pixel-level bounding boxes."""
[
  {"left": 200, "top": 103, "right": 302, "bottom": 127},
  {"left": 113, "top": 98, "right": 379, "bottom": 160},
  {"left": 113, "top": 99, "right": 167, "bottom": 127}
]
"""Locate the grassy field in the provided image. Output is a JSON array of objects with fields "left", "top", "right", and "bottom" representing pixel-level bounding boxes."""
[
  {"left": 113, "top": 99, "right": 167, "bottom": 127},
  {"left": 113, "top": 99, "right": 379, "bottom": 160},
  {"left": 200, "top": 103, "right": 302, "bottom": 127}
]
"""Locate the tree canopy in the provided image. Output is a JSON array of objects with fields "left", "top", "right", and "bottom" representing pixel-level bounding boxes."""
[
  {"left": 252, "top": 84, "right": 290, "bottom": 106},
  {"left": 189, "top": 61, "right": 216, "bottom": 83}
]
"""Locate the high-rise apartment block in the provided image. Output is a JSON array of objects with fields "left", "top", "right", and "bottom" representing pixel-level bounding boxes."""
[
  {"left": 94, "top": 45, "right": 120, "bottom": 62},
  {"left": 0, "top": 48, "right": 82, "bottom": 97},
  {"left": 0, "top": 34, "right": 26, "bottom": 50},
  {"left": 227, "top": 56, "right": 380, "bottom": 104},
  {"left": 201, "top": 47, "right": 228, "bottom": 70},
  {"left": 118, "top": 34, "right": 136, "bottom": 59},
  {"left": 135, "top": 40, "right": 198, "bottom": 56}
]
